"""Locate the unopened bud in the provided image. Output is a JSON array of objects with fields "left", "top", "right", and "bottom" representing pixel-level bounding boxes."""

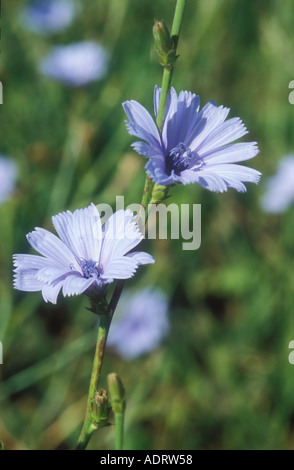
[
  {"left": 153, "top": 21, "right": 173, "bottom": 54},
  {"left": 107, "top": 373, "right": 126, "bottom": 414},
  {"left": 153, "top": 21, "right": 177, "bottom": 68}
]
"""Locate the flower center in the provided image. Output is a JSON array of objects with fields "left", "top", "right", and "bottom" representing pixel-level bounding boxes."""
[
  {"left": 79, "top": 259, "right": 102, "bottom": 279},
  {"left": 165, "top": 142, "right": 192, "bottom": 175}
]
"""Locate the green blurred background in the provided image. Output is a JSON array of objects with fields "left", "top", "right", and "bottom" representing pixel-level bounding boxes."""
[{"left": 1, "top": 0, "right": 294, "bottom": 450}]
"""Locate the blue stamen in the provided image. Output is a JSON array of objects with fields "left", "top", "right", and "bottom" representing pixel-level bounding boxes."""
[
  {"left": 166, "top": 142, "right": 192, "bottom": 175},
  {"left": 79, "top": 259, "right": 102, "bottom": 279}
]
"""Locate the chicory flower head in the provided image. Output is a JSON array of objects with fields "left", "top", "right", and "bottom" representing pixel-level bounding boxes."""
[
  {"left": 0, "top": 155, "right": 17, "bottom": 204},
  {"left": 21, "top": 0, "right": 78, "bottom": 34},
  {"left": 261, "top": 155, "right": 294, "bottom": 213},
  {"left": 13, "top": 204, "right": 154, "bottom": 304},
  {"left": 123, "top": 86, "right": 261, "bottom": 192},
  {"left": 39, "top": 41, "right": 109, "bottom": 87},
  {"left": 107, "top": 288, "right": 169, "bottom": 360}
]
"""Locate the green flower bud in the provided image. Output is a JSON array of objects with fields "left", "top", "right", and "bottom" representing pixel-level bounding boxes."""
[
  {"left": 153, "top": 21, "right": 173, "bottom": 54},
  {"left": 153, "top": 21, "right": 177, "bottom": 68},
  {"left": 107, "top": 373, "right": 126, "bottom": 415}
]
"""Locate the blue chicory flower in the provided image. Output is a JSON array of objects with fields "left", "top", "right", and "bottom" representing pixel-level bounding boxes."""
[
  {"left": 107, "top": 288, "right": 169, "bottom": 360},
  {"left": 260, "top": 155, "right": 294, "bottom": 213},
  {"left": 123, "top": 86, "right": 261, "bottom": 192},
  {"left": 0, "top": 155, "right": 17, "bottom": 204},
  {"left": 21, "top": 0, "right": 78, "bottom": 34},
  {"left": 13, "top": 204, "right": 155, "bottom": 304},
  {"left": 39, "top": 41, "right": 109, "bottom": 87}
]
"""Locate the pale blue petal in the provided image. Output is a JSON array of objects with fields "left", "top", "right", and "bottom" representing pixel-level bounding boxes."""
[
  {"left": 51, "top": 210, "right": 80, "bottom": 261},
  {"left": 219, "top": 178, "right": 247, "bottom": 193},
  {"left": 62, "top": 274, "right": 95, "bottom": 297},
  {"left": 42, "top": 280, "right": 64, "bottom": 304},
  {"left": 13, "top": 269, "right": 44, "bottom": 292},
  {"left": 188, "top": 102, "right": 230, "bottom": 152},
  {"left": 161, "top": 87, "right": 179, "bottom": 125},
  {"left": 13, "top": 254, "right": 55, "bottom": 294},
  {"left": 161, "top": 89, "right": 201, "bottom": 152},
  {"left": 181, "top": 163, "right": 261, "bottom": 192},
  {"left": 198, "top": 142, "right": 259, "bottom": 164},
  {"left": 197, "top": 117, "right": 248, "bottom": 155},
  {"left": 13, "top": 253, "right": 55, "bottom": 270},
  {"left": 153, "top": 85, "right": 161, "bottom": 117},
  {"left": 131, "top": 141, "right": 152, "bottom": 158},
  {"left": 180, "top": 169, "right": 230, "bottom": 192},
  {"left": 100, "top": 210, "right": 142, "bottom": 269},
  {"left": 207, "top": 163, "right": 261, "bottom": 184},
  {"left": 131, "top": 141, "right": 163, "bottom": 160},
  {"left": 123, "top": 100, "right": 161, "bottom": 152},
  {"left": 101, "top": 256, "right": 139, "bottom": 280},
  {"left": 71, "top": 203, "right": 102, "bottom": 261},
  {"left": 36, "top": 266, "right": 73, "bottom": 284},
  {"left": 126, "top": 251, "right": 155, "bottom": 265},
  {"left": 27, "top": 227, "right": 77, "bottom": 267},
  {"left": 145, "top": 160, "right": 174, "bottom": 186}
]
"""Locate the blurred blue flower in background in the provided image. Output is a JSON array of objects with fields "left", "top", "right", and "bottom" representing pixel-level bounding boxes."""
[
  {"left": 123, "top": 86, "right": 261, "bottom": 192},
  {"left": 39, "top": 41, "right": 109, "bottom": 87},
  {"left": 107, "top": 288, "right": 170, "bottom": 360},
  {"left": 13, "top": 204, "right": 154, "bottom": 304},
  {"left": 261, "top": 155, "right": 294, "bottom": 213},
  {"left": 0, "top": 155, "right": 17, "bottom": 204},
  {"left": 21, "top": 0, "right": 78, "bottom": 34}
]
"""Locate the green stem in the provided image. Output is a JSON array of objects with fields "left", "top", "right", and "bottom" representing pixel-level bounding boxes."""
[
  {"left": 76, "top": 0, "right": 187, "bottom": 451},
  {"left": 150, "top": 0, "right": 187, "bottom": 201},
  {"left": 171, "top": 0, "right": 186, "bottom": 40},
  {"left": 137, "top": 176, "right": 155, "bottom": 231},
  {"left": 76, "top": 313, "right": 110, "bottom": 450},
  {"left": 156, "top": 67, "right": 173, "bottom": 130},
  {"left": 140, "top": 0, "right": 187, "bottom": 221},
  {"left": 114, "top": 412, "right": 124, "bottom": 450},
  {"left": 156, "top": 0, "right": 186, "bottom": 129}
]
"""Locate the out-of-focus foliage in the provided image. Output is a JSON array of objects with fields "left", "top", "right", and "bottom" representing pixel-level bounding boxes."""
[{"left": 1, "top": 0, "right": 294, "bottom": 450}]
